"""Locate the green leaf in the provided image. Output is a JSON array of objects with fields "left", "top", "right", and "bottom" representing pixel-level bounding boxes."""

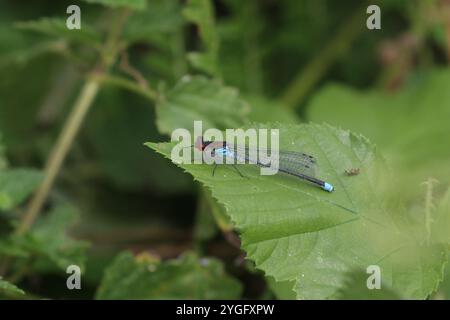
[
  {"left": 96, "top": 251, "right": 242, "bottom": 299},
  {"left": 426, "top": 188, "right": 450, "bottom": 299},
  {"left": 307, "top": 69, "right": 450, "bottom": 191},
  {"left": 0, "top": 41, "right": 68, "bottom": 69},
  {"left": 146, "top": 122, "right": 448, "bottom": 299},
  {"left": 183, "top": 0, "right": 220, "bottom": 76},
  {"left": 186, "top": 52, "right": 218, "bottom": 77},
  {"left": 245, "top": 95, "right": 299, "bottom": 124},
  {"left": 15, "top": 18, "right": 101, "bottom": 46},
  {"left": 204, "top": 187, "right": 232, "bottom": 231},
  {"left": 81, "top": 0, "right": 146, "bottom": 10},
  {"left": 0, "top": 277, "right": 25, "bottom": 296},
  {"left": 156, "top": 75, "right": 250, "bottom": 135},
  {"left": 0, "top": 240, "right": 28, "bottom": 257},
  {"left": 266, "top": 277, "right": 296, "bottom": 300},
  {"left": 0, "top": 169, "right": 43, "bottom": 211},
  {"left": 334, "top": 270, "right": 402, "bottom": 300},
  {"left": 431, "top": 187, "right": 450, "bottom": 245},
  {"left": 437, "top": 263, "right": 450, "bottom": 299},
  {"left": 123, "top": 0, "right": 184, "bottom": 43},
  {"left": 0, "top": 205, "right": 89, "bottom": 271}
]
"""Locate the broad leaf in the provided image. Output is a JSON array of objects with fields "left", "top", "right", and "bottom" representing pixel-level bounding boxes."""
[
  {"left": 156, "top": 75, "right": 250, "bottom": 135},
  {"left": 0, "top": 205, "right": 89, "bottom": 271},
  {"left": 334, "top": 270, "right": 402, "bottom": 300},
  {"left": 15, "top": 18, "right": 101, "bottom": 46},
  {"left": 266, "top": 277, "right": 296, "bottom": 299},
  {"left": 431, "top": 187, "right": 450, "bottom": 245},
  {"left": 0, "top": 41, "right": 68, "bottom": 69},
  {"left": 96, "top": 251, "right": 242, "bottom": 299},
  {"left": 245, "top": 95, "right": 299, "bottom": 124},
  {"left": 123, "top": 0, "right": 184, "bottom": 43},
  {"left": 0, "top": 169, "right": 43, "bottom": 211},
  {"left": 146, "top": 122, "right": 447, "bottom": 299},
  {"left": 81, "top": 0, "right": 146, "bottom": 10},
  {"left": 437, "top": 264, "right": 450, "bottom": 299},
  {"left": 0, "top": 277, "right": 24, "bottom": 296},
  {"left": 155, "top": 77, "right": 297, "bottom": 138},
  {"left": 307, "top": 69, "right": 450, "bottom": 196},
  {"left": 186, "top": 52, "right": 218, "bottom": 77}
]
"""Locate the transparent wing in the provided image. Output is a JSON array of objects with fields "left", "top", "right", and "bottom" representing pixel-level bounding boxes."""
[
  {"left": 228, "top": 144, "right": 316, "bottom": 177},
  {"left": 277, "top": 150, "right": 316, "bottom": 177}
]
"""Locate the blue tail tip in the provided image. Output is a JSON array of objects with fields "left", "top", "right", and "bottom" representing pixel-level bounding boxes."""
[{"left": 323, "top": 182, "right": 334, "bottom": 192}]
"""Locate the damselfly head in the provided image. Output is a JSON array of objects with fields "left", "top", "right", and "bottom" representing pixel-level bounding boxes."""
[
  {"left": 195, "top": 136, "right": 214, "bottom": 151},
  {"left": 195, "top": 136, "right": 224, "bottom": 151},
  {"left": 194, "top": 136, "right": 204, "bottom": 151}
]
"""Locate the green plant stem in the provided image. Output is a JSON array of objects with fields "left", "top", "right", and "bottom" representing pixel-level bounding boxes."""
[
  {"left": 17, "top": 9, "right": 130, "bottom": 236},
  {"left": 36, "top": 65, "right": 79, "bottom": 126},
  {"left": 16, "top": 80, "right": 100, "bottom": 235},
  {"left": 93, "top": 74, "right": 158, "bottom": 102},
  {"left": 280, "top": 6, "right": 366, "bottom": 109}
]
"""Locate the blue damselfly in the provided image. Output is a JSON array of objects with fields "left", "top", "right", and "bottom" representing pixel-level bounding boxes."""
[{"left": 194, "top": 136, "right": 334, "bottom": 192}]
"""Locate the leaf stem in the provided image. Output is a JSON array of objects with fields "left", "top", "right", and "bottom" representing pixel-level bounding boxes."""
[
  {"left": 17, "top": 80, "right": 99, "bottom": 235},
  {"left": 16, "top": 9, "right": 130, "bottom": 236},
  {"left": 93, "top": 73, "right": 158, "bottom": 102}
]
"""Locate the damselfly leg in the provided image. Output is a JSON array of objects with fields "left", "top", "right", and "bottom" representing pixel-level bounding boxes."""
[
  {"left": 211, "top": 163, "right": 246, "bottom": 178},
  {"left": 232, "top": 164, "right": 246, "bottom": 178}
]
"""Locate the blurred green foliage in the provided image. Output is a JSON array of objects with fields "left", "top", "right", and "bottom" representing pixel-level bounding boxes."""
[
  {"left": 0, "top": 169, "right": 43, "bottom": 211},
  {"left": 0, "top": 277, "right": 24, "bottom": 297},
  {"left": 96, "top": 251, "right": 242, "bottom": 299},
  {"left": 0, "top": 0, "right": 449, "bottom": 300}
]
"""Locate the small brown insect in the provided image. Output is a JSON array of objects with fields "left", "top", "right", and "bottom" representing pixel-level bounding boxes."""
[{"left": 345, "top": 168, "right": 360, "bottom": 176}]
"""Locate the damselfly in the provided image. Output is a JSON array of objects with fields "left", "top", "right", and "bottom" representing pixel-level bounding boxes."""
[{"left": 194, "top": 136, "right": 334, "bottom": 192}]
